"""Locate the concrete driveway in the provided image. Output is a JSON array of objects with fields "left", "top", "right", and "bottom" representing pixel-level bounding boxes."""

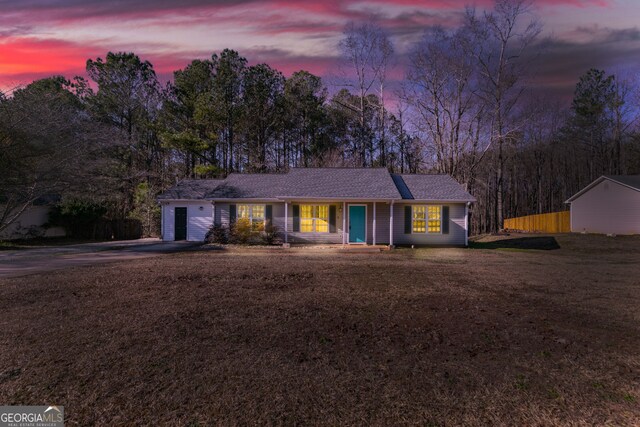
[{"left": 0, "top": 238, "right": 203, "bottom": 278}]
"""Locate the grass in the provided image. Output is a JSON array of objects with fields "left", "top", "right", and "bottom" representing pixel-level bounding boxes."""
[{"left": 0, "top": 233, "right": 639, "bottom": 425}]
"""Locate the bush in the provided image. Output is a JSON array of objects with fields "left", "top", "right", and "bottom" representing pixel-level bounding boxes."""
[
  {"left": 229, "top": 218, "right": 253, "bottom": 244},
  {"left": 262, "top": 224, "right": 281, "bottom": 245},
  {"left": 205, "top": 224, "right": 229, "bottom": 244},
  {"left": 207, "top": 220, "right": 281, "bottom": 245}
]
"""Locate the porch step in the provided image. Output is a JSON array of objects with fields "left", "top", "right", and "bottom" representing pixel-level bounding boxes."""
[{"left": 336, "top": 246, "right": 384, "bottom": 253}]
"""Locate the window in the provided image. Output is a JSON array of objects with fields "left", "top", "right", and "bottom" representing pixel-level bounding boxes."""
[
  {"left": 412, "top": 205, "right": 441, "bottom": 234},
  {"left": 300, "top": 204, "right": 330, "bottom": 233},
  {"left": 237, "top": 204, "right": 265, "bottom": 231},
  {"left": 428, "top": 206, "right": 441, "bottom": 233}
]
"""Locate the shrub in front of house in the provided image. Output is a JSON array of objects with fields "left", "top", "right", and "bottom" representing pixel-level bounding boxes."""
[
  {"left": 205, "top": 220, "right": 281, "bottom": 245},
  {"left": 262, "top": 225, "right": 281, "bottom": 245},
  {"left": 230, "top": 218, "right": 253, "bottom": 243},
  {"left": 205, "top": 224, "right": 229, "bottom": 244}
]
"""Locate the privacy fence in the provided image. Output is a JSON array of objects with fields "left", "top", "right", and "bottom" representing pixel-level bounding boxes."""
[
  {"left": 65, "top": 218, "right": 143, "bottom": 240},
  {"left": 503, "top": 211, "right": 570, "bottom": 234}
]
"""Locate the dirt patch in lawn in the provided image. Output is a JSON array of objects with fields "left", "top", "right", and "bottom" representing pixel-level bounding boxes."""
[{"left": 0, "top": 234, "right": 639, "bottom": 425}]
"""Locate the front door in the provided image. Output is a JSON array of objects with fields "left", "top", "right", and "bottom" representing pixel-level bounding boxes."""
[
  {"left": 348, "top": 205, "right": 366, "bottom": 243},
  {"left": 174, "top": 207, "right": 187, "bottom": 241}
]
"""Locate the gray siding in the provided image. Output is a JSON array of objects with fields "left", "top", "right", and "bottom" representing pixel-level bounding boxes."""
[
  {"left": 217, "top": 202, "right": 346, "bottom": 244},
  {"left": 168, "top": 200, "right": 468, "bottom": 245},
  {"left": 392, "top": 203, "right": 467, "bottom": 246},
  {"left": 571, "top": 180, "right": 640, "bottom": 235}
]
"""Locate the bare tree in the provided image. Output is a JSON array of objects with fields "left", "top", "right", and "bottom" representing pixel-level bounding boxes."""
[
  {"left": 407, "top": 25, "right": 483, "bottom": 182},
  {"left": 339, "top": 20, "right": 393, "bottom": 166},
  {"left": 467, "top": 0, "right": 541, "bottom": 231}
]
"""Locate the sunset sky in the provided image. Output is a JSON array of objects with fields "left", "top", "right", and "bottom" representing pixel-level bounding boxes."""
[{"left": 1, "top": 0, "right": 639, "bottom": 100}]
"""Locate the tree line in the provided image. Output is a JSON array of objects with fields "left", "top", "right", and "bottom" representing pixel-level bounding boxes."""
[{"left": 1, "top": 0, "right": 639, "bottom": 237}]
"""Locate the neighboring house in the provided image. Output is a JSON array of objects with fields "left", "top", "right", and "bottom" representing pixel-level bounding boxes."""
[
  {"left": 565, "top": 175, "right": 640, "bottom": 235},
  {"left": 0, "top": 196, "right": 66, "bottom": 240},
  {"left": 157, "top": 168, "right": 476, "bottom": 246}
]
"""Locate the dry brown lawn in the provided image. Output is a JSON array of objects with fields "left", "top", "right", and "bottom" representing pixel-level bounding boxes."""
[{"left": 1, "top": 234, "right": 639, "bottom": 426}]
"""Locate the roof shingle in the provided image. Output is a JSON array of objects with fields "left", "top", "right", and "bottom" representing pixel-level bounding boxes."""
[
  {"left": 206, "top": 173, "right": 286, "bottom": 199},
  {"left": 157, "top": 168, "right": 475, "bottom": 202},
  {"left": 391, "top": 174, "right": 476, "bottom": 202},
  {"left": 157, "top": 179, "right": 223, "bottom": 200},
  {"left": 280, "top": 168, "right": 401, "bottom": 199}
]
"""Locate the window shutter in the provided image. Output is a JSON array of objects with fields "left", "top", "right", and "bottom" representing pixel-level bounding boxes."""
[
  {"left": 442, "top": 206, "right": 450, "bottom": 234},
  {"left": 292, "top": 205, "right": 300, "bottom": 232},
  {"left": 265, "top": 205, "right": 273, "bottom": 229},
  {"left": 229, "top": 204, "right": 236, "bottom": 224},
  {"left": 404, "top": 206, "right": 412, "bottom": 234},
  {"left": 329, "top": 205, "right": 337, "bottom": 233}
]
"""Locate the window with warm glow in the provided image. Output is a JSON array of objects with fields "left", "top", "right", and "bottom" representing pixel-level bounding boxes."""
[
  {"left": 237, "top": 204, "right": 265, "bottom": 231},
  {"left": 299, "top": 205, "right": 330, "bottom": 233},
  {"left": 412, "top": 205, "right": 441, "bottom": 234},
  {"left": 428, "top": 205, "right": 441, "bottom": 233},
  {"left": 412, "top": 206, "right": 426, "bottom": 233}
]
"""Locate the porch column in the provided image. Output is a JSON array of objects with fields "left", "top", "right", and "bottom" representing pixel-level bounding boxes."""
[
  {"left": 373, "top": 202, "right": 376, "bottom": 246},
  {"left": 389, "top": 201, "right": 394, "bottom": 247},
  {"left": 284, "top": 201, "right": 288, "bottom": 243},
  {"left": 342, "top": 201, "right": 346, "bottom": 245},
  {"left": 212, "top": 201, "right": 216, "bottom": 226},
  {"left": 464, "top": 202, "right": 469, "bottom": 247}
]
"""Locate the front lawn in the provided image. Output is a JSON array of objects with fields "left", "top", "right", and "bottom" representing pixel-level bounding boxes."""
[{"left": 0, "top": 234, "right": 639, "bottom": 425}]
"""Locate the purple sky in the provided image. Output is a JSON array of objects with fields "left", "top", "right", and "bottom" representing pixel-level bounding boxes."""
[{"left": 1, "top": 0, "right": 639, "bottom": 101}]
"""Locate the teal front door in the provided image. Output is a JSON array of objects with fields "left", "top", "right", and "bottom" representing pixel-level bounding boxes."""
[{"left": 348, "top": 205, "right": 366, "bottom": 243}]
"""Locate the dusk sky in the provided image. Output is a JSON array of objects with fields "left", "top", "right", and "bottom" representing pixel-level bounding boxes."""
[{"left": 1, "top": 0, "right": 639, "bottom": 101}]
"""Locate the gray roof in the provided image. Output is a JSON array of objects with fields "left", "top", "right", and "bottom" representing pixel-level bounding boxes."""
[
  {"left": 206, "top": 173, "right": 285, "bottom": 199},
  {"left": 391, "top": 174, "right": 476, "bottom": 202},
  {"left": 566, "top": 175, "right": 640, "bottom": 202},
  {"left": 280, "top": 168, "right": 401, "bottom": 199},
  {"left": 157, "top": 179, "right": 223, "bottom": 200},
  {"left": 158, "top": 168, "right": 475, "bottom": 202}
]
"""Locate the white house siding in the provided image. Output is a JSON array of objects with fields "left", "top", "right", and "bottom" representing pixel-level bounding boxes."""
[
  {"left": 162, "top": 204, "right": 175, "bottom": 240},
  {"left": 162, "top": 202, "right": 213, "bottom": 241},
  {"left": 0, "top": 205, "right": 65, "bottom": 240},
  {"left": 570, "top": 180, "right": 640, "bottom": 235},
  {"left": 392, "top": 203, "right": 467, "bottom": 246}
]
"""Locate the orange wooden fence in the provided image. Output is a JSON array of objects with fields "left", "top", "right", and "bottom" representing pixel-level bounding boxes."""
[{"left": 503, "top": 211, "right": 570, "bottom": 234}]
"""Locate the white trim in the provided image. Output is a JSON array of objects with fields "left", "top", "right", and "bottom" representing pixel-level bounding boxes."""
[
  {"left": 160, "top": 197, "right": 475, "bottom": 203},
  {"left": 284, "top": 201, "right": 288, "bottom": 243},
  {"left": 236, "top": 204, "right": 267, "bottom": 229},
  {"left": 464, "top": 203, "right": 469, "bottom": 247},
  {"left": 212, "top": 201, "right": 216, "bottom": 227},
  {"left": 298, "top": 204, "right": 331, "bottom": 233},
  {"left": 348, "top": 204, "right": 367, "bottom": 244},
  {"left": 279, "top": 197, "right": 399, "bottom": 202},
  {"left": 373, "top": 202, "right": 377, "bottom": 246},
  {"left": 410, "top": 204, "right": 443, "bottom": 235},
  {"left": 565, "top": 175, "right": 640, "bottom": 203},
  {"left": 342, "top": 202, "right": 346, "bottom": 245},
  {"left": 389, "top": 201, "right": 394, "bottom": 247}
]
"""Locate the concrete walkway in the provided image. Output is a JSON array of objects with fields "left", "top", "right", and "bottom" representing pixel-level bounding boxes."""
[{"left": 0, "top": 239, "right": 203, "bottom": 278}]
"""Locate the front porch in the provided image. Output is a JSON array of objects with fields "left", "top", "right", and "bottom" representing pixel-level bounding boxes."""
[{"left": 281, "top": 200, "right": 396, "bottom": 247}]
